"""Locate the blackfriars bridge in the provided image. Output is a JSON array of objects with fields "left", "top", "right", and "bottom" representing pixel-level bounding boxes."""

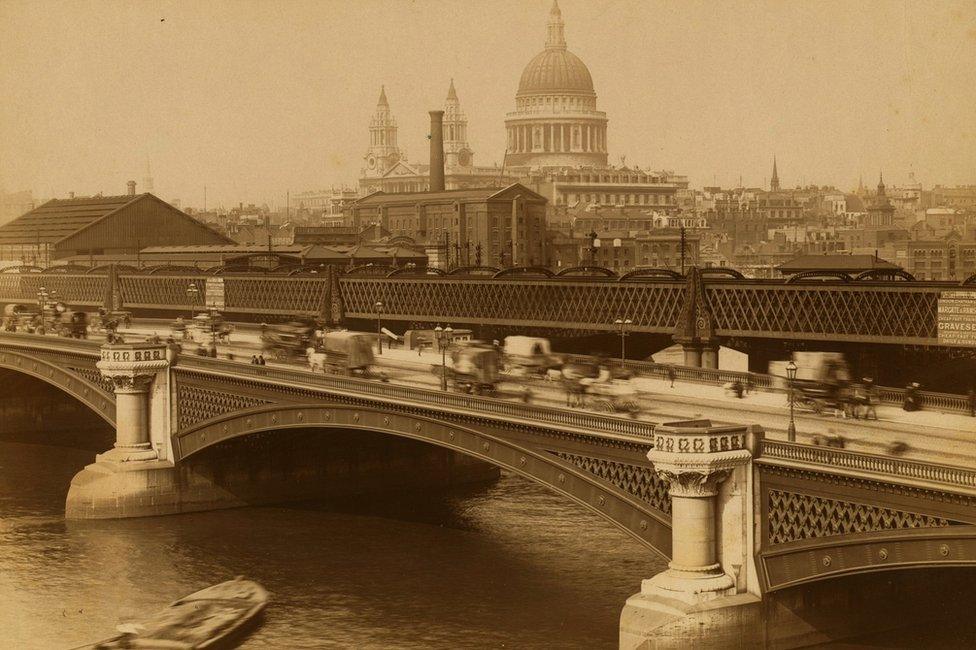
[{"left": 3, "top": 331, "right": 976, "bottom": 647}]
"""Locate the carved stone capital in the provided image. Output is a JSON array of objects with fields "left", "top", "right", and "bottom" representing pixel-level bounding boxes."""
[
  {"left": 654, "top": 467, "right": 732, "bottom": 498},
  {"left": 647, "top": 421, "right": 754, "bottom": 497},
  {"left": 97, "top": 343, "right": 169, "bottom": 394}
]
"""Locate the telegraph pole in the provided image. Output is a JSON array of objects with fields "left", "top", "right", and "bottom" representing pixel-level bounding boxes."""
[{"left": 680, "top": 226, "right": 687, "bottom": 275}]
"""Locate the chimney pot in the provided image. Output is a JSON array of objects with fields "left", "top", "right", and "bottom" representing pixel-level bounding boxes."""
[
  {"left": 127, "top": 180, "right": 136, "bottom": 196},
  {"left": 429, "top": 110, "right": 445, "bottom": 192}
]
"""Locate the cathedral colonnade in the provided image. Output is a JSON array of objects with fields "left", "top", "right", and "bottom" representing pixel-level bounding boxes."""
[{"left": 506, "top": 123, "right": 607, "bottom": 154}]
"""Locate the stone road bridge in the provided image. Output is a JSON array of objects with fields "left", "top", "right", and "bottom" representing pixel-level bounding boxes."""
[
  {"left": 3, "top": 331, "right": 976, "bottom": 611},
  {"left": 2, "top": 267, "right": 974, "bottom": 370}
]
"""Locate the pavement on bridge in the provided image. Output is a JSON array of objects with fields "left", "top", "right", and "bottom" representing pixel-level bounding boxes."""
[{"left": 112, "top": 318, "right": 976, "bottom": 468}]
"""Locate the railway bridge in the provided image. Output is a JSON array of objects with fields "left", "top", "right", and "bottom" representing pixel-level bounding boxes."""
[
  {"left": 3, "top": 331, "right": 976, "bottom": 646},
  {"left": 2, "top": 265, "right": 974, "bottom": 388}
]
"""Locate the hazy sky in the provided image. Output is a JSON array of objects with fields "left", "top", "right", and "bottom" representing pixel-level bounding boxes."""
[{"left": 1, "top": 0, "right": 974, "bottom": 208}]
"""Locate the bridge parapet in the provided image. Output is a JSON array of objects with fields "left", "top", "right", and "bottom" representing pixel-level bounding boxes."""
[
  {"left": 173, "top": 355, "right": 657, "bottom": 443},
  {"left": 758, "top": 439, "right": 976, "bottom": 496}
]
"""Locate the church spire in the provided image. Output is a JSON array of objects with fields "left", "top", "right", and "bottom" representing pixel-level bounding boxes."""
[
  {"left": 877, "top": 171, "right": 886, "bottom": 197},
  {"left": 446, "top": 78, "right": 458, "bottom": 103},
  {"left": 377, "top": 85, "right": 388, "bottom": 107},
  {"left": 546, "top": 0, "right": 566, "bottom": 50},
  {"left": 770, "top": 156, "right": 780, "bottom": 191}
]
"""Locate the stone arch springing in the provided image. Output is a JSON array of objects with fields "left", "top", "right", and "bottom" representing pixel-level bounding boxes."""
[
  {"left": 173, "top": 403, "right": 672, "bottom": 558},
  {"left": 0, "top": 349, "right": 116, "bottom": 426}
]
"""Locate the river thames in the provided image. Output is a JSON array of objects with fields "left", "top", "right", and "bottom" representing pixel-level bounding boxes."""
[{"left": 0, "top": 440, "right": 665, "bottom": 649}]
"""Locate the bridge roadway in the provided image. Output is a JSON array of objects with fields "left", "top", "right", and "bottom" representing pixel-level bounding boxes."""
[{"left": 83, "top": 318, "right": 976, "bottom": 468}]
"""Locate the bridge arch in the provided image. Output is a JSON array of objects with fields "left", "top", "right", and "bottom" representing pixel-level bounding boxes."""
[
  {"left": 618, "top": 268, "right": 684, "bottom": 282},
  {"left": 854, "top": 269, "right": 916, "bottom": 282},
  {"left": 173, "top": 403, "right": 672, "bottom": 558},
  {"left": 699, "top": 267, "right": 746, "bottom": 280},
  {"left": 785, "top": 271, "right": 853, "bottom": 284},
  {"left": 491, "top": 266, "right": 555, "bottom": 279},
  {"left": 555, "top": 266, "right": 617, "bottom": 278},
  {"left": 0, "top": 348, "right": 115, "bottom": 426}
]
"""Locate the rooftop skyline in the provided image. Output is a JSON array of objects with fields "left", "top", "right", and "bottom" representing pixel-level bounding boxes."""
[{"left": 1, "top": 0, "right": 974, "bottom": 208}]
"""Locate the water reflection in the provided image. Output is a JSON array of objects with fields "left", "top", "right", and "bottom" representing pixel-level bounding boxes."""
[{"left": 0, "top": 441, "right": 661, "bottom": 648}]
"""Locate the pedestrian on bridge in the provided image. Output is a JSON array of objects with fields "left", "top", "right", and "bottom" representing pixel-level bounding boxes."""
[{"left": 666, "top": 366, "right": 675, "bottom": 388}]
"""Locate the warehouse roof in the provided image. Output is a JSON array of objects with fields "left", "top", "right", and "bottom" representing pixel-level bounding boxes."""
[{"left": 0, "top": 194, "right": 139, "bottom": 246}]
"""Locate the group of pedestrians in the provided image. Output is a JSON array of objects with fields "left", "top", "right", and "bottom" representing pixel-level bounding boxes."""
[{"left": 250, "top": 355, "right": 267, "bottom": 366}]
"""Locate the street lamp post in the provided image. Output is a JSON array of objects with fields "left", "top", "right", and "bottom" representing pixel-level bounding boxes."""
[
  {"left": 434, "top": 324, "right": 453, "bottom": 391},
  {"left": 614, "top": 317, "right": 632, "bottom": 367},
  {"left": 208, "top": 303, "right": 218, "bottom": 357},
  {"left": 374, "top": 300, "right": 384, "bottom": 355},
  {"left": 786, "top": 360, "right": 797, "bottom": 442},
  {"left": 186, "top": 284, "right": 199, "bottom": 320}
]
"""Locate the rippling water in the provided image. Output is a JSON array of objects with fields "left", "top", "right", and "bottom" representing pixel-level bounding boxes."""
[{"left": 0, "top": 441, "right": 664, "bottom": 649}]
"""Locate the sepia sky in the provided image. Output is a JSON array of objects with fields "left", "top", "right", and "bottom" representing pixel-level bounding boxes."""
[{"left": 1, "top": 0, "right": 974, "bottom": 209}]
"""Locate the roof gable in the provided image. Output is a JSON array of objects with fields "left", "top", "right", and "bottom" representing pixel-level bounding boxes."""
[{"left": 0, "top": 194, "right": 138, "bottom": 246}]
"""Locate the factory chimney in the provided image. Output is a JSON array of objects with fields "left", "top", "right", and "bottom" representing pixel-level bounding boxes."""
[
  {"left": 127, "top": 180, "right": 136, "bottom": 196},
  {"left": 429, "top": 110, "right": 445, "bottom": 192}
]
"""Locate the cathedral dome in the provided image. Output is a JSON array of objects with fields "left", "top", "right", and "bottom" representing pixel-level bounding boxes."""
[{"left": 517, "top": 48, "right": 594, "bottom": 96}]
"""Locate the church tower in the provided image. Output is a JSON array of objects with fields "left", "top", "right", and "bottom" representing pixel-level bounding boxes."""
[
  {"left": 770, "top": 156, "right": 780, "bottom": 191},
  {"left": 363, "top": 86, "right": 403, "bottom": 178},
  {"left": 443, "top": 79, "right": 473, "bottom": 169},
  {"left": 865, "top": 171, "right": 895, "bottom": 227}
]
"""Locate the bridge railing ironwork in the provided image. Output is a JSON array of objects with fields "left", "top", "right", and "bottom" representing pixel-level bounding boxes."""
[
  {"left": 563, "top": 354, "right": 972, "bottom": 415},
  {"left": 176, "top": 355, "right": 657, "bottom": 441},
  {"left": 758, "top": 439, "right": 976, "bottom": 495}
]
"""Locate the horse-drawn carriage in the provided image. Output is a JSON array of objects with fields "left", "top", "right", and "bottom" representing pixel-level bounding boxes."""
[
  {"left": 559, "top": 359, "right": 640, "bottom": 414},
  {"left": 502, "top": 336, "right": 562, "bottom": 377},
  {"left": 444, "top": 343, "right": 501, "bottom": 395},
  {"left": 261, "top": 321, "right": 315, "bottom": 361}
]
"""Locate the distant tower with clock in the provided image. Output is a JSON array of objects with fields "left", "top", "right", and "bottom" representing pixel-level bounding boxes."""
[
  {"left": 443, "top": 79, "right": 473, "bottom": 169},
  {"left": 363, "top": 86, "right": 403, "bottom": 179}
]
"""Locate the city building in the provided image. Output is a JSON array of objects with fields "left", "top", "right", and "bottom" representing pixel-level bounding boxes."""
[
  {"left": 358, "top": 84, "right": 515, "bottom": 195},
  {"left": 345, "top": 183, "right": 548, "bottom": 268},
  {"left": 932, "top": 185, "right": 976, "bottom": 209},
  {"left": 565, "top": 231, "right": 700, "bottom": 273},
  {"left": 504, "top": 2, "right": 687, "bottom": 211},
  {"left": 0, "top": 188, "right": 231, "bottom": 266},
  {"left": 757, "top": 159, "right": 802, "bottom": 225},
  {"left": 503, "top": 1, "right": 607, "bottom": 169},
  {"left": 289, "top": 187, "right": 359, "bottom": 224},
  {"left": 863, "top": 173, "right": 896, "bottom": 227},
  {"left": 905, "top": 236, "right": 976, "bottom": 281}
]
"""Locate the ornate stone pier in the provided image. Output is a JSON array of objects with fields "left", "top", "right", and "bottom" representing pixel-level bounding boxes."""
[
  {"left": 65, "top": 343, "right": 176, "bottom": 519},
  {"left": 620, "top": 420, "right": 764, "bottom": 648}
]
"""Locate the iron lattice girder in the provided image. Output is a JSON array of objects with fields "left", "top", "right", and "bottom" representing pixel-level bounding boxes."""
[
  {"left": 341, "top": 278, "right": 687, "bottom": 332},
  {"left": 0, "top": 272, "right": 954, "bottom": 344},
  {"left": 706, "top": 283, "right": 939, "bottom": 341}
]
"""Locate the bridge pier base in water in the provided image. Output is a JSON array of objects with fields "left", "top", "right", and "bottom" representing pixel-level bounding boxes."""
[
  {"left": 66, "top": 342, "right": 499, "bottom": 519},
  {"left": 620, "top": 421, "right": 764, "bottom": 649}
]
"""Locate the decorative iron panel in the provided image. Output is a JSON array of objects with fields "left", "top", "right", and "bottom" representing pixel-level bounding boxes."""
[
  {"left": 766, "top": 488, "right": 958, "bottom": 545},
  {"left": 176, "top": 383, "right": 273, "bottom": 430},
  {"left": 0, "top": 273, "right": 107, "bottom": 305},
  {"left": 551, "top": 450, "right": 671, "bottom": 515},
  {"left": 340, "top": 278, "right": 686, "bottom": 332},
  {"left": 706, "top": 284, "right": 940, "bottom": 341}
]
